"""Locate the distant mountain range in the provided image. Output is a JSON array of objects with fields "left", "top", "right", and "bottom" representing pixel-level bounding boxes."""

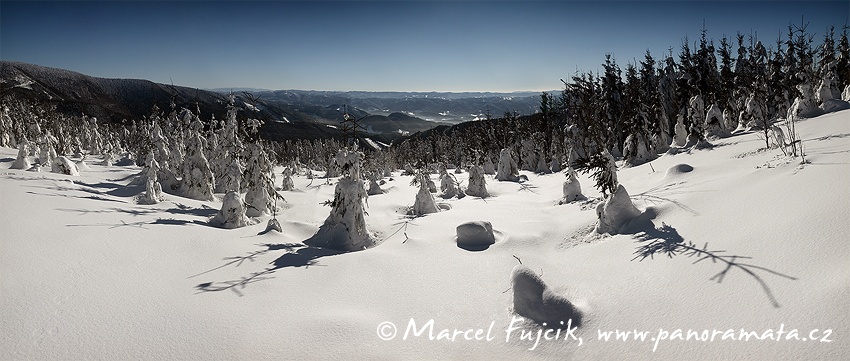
[{"left": 0, "top": 61, "right": 547, "bottom": 142}]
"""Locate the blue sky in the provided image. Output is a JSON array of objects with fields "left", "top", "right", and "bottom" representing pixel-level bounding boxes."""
[{"left": 1, "top": 1, "right": 848, "bottom": 92}]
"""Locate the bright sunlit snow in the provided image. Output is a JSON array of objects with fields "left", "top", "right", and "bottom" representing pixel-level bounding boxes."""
[{"left": 1, "top": 110, "right": 848, "bottom": 360}]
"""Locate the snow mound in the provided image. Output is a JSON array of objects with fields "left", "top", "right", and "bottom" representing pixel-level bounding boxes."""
[
  {"left": 456, "top": 221, "right": 495, "bottom": 251},
  {"left": 511, "top": 265, "right": 582, "bottom": 328},
  {"left": 664, "top": 163, "right": 694, "bottom": 178}
]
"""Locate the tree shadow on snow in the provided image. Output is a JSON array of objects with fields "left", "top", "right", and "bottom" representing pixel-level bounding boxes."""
[
  {"left": 622, "top": 208, "right": 796, "bottom": 308},
  {"left": 192, "top": 243, "right": 343, "bottom": 296}
]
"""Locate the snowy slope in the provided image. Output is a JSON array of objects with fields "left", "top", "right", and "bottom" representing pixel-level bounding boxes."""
[{"left": 1, "top": 110, "right": 849, "bottom": 360}]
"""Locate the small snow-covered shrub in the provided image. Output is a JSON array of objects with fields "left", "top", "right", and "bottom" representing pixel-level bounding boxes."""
[
  {"left": 211, "top": 191, "right": 252, "bottom": 229},
  {"left": 439, "top": 173, "right": 465, "bottom": 199},
  {"left": 595, "top": 184, "right": 641, "bottom": 235},
  {"left": 304, "top": 149, "right": 375, "bottom": 251},
  {"left": 511, "top": 265, "right": 582, "bottom": 327},
  {"left": 10, "top": 142, "right": 31, "bottom": 170},
  {"left": 138, "top": 151, "right": 166, "bottom": 204},
  {"left": 495, "top": 148, "right": 520, "bottom": 182},
  {"left": 411, "top": 173, "right": 439, "bottom": 216},
  {"left": 280, "top": 167, "right": 295, "bottom": 191},
  {"left": 465, "top": 165, "right": 488, "bottom": 198},
  {"left": 562, "top": 167, "right": 584, "bottom": 203},
  {"left": 704, "top": 104, "right": 730, "bottom": 139},
  {"left": 51, "top": 156, "right": 79, "bottom": 176}
]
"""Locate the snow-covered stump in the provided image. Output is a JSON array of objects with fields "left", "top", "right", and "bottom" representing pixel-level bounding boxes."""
[
  {"left": 10, "top": 142, "right": 31, "bottom": 170},
  {"left": 511, "top": 265, "right": 582, "bottom": 328},
  {"left": 465, "top": 165, "right": 489, "bottom": 198},
  {"left": 456, "top": 221, "right": 495, "bottom": 251},
  {"left": 562, "top": 167, "right": 584, "bottom": 203},
  {"left": 211, "top": 191, "right": 252, "bottom": 229},
  {"left": 595, "top": 184, "right": 641, "bottom": 235},
  {"left": 305, "top": 149, "right": 375, "bottom": 252},
  {"left": 495, "top": 148, "right": 520, "bottom": 182},
  {"left": 51, "top": 156, "right": 80, "bottom": 176},
  {"left": 412, "top": 174, "right": 439, "bottom": 216}
]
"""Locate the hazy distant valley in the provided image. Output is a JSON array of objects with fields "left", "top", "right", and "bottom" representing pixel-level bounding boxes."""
[{"left": 1, "top": 61, "right": 544, "bottom": 142}]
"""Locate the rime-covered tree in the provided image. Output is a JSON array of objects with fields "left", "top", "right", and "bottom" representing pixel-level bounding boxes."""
[
  {"left": 305, "top": 148, "right": 375, "bottom": 251},
  {"left": 244, "top": 142, "right": 276, "bottom": 217},
  {"left": 181, "top": 132, "right": 215, "bottom": 201},
  {"left": 836, "top": 27, "right": 850, "bottom": 90},
  {"left": 466, "top": 165, "right": 489, "bottom": 198}
]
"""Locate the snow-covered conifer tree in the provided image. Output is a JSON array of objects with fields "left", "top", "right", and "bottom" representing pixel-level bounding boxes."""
[
  {"left": 244, "top": 142, "right": 276, "bottom": 217},
  {"left": 280, "top": 167, "right": 295, "bottom": 191},
  {"left": 465, "top": 165, "right": 488, "bottom": 198},
  {"left": 562, "top": 166, "right": 584, "bottom": 203},
  {"left": 704, "top": 103, "right": 730, "bottom": 139},
  {"left": 482, "top": 153, "right": 496, "bottom": 175},
  {"left": 305, "top": 148, "right": 375, "bottom": 251},
  {"left": 412, "top": 172, "right": 439, "bottom": 215},
  {"left": 181, "top": 133, "right": 215, "bottom": 201},
  {"left": 139, "top": 151, "right": 165, "bottom": 204},
  {"left": 495, "top": 148, "right": 520, "bottom": 182},
  {"left": 10, "top": 141, "right": 31, "bottom": 170},
  {"left": 211, "top": 191, "right": 251, "bottom": 229},
  {"left": 439, "top": 171, "right": 465, "bottom": 199}
]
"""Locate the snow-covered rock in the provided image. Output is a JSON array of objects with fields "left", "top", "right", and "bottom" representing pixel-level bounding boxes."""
[{"left": 456, "top": 221, "right": 495, "bottom": 249}]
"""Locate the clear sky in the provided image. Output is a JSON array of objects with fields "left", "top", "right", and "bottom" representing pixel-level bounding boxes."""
[{"left": 1, "top": 1, "right": 848, "bottom": 92}]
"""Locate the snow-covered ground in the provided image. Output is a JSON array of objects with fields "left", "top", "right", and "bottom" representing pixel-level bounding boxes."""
[{"left": 2, "top": 110, "right": 849, "bottom": 360}]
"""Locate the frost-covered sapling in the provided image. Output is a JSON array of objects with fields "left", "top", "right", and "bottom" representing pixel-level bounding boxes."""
[
  {"left": 366, "top": 171, "right": 384, "bottom": 196},
  {"left": 465, "top": 165, "right": 489, "bottom": 198},
  {"left": 181, "top": 133, "right": 215, "bottom": 201},
  {"left": 411, "top": 172, "right": 439, "bottom": 215},
  {"left": 138, "top": 151, "right": 166, "bottom": 204},
  {"left": 511, "top": 265, "right": 582, "bottom": 327},
  {"left": 561, "top": 166, "right": 584, "bottom": 203},
  {"left": 280, "top": 167, "right": 295, "bottom": 191},
  {"left": 482, "top": 154, "right": 496, "bottom": 175},
  {"left": 211, "top": 191, "right": 252, "bottom": 229},
  {"left": 51, "top": 156, "right": 80, "bottom": 176},
  {"left": 304, "top": 148, "right": 375, "bottom": 251},
  {"left": 11, "top": 141, "right": 31, "bottom": 170},
  {"left": 244, "top": 143, "right": 276, "bottom": 217},
  {"left": 495, "top": 148, "right": 520, "bottom": 182},
  {"left": 704, "top": 104, "right": 730, "bottom": 139},
  {"left": 574, "top": 149, "right": 640, "bottom": 234},
  {"left": 439, "top": 169, "right": 465, "bottom": 199}
]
